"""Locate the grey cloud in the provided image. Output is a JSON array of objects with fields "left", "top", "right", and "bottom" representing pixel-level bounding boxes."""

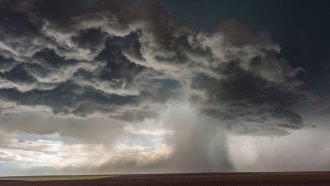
[
  {"left": 72, "top": 28, "right": 106, "bottom": 51},
  {"left": 0, "top": 56, "right": 17, "bottom": 71},
  {"left": 33, "top": 48, "right": 78, "bottom": 68},
  {"left": 0, "top": 0, "right": 310, "bottom": 136},
  {"left": 189, "top": 62, "right": 305, "bottom": 136},
  {"left": 0, "top": 6, "right": 38, "bottom": 38},
  {"left": 96, "top": 32, "right": 145, "bottom": 82},
  {"left": 0, "top": 130, "right": 6, "bottom": 146},
  {"left": 0, "top": 112, "right": 126, "bottom": 144},
  {"left": 0, "top": 80, "right": 139, "bottom": 116},
  {"left": 3, "top": 63, "right": 36, "bottom": 83}
]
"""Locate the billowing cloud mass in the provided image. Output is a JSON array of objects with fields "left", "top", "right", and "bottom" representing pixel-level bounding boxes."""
[{"left": 0, "top": 0, "right": 325, "bottom": 175}]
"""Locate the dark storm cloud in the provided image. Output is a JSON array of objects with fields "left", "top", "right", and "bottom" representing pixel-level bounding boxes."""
[
  {"left": 0, "top": 5, "right": 38, "bottom": 37},
  {"left": 72, "top": 28, "right": 106, "bottom": 51},
  {"left": 0, "top": 0, "right": 310, "bottom": 138}
]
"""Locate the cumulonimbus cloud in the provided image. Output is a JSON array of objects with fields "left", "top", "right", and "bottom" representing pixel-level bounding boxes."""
[
  {"left": 0, "top": 0, "right": 309, "bottom": 136},
  {"left": 0, "top": 0, "right": 315, "bottom": 174}
]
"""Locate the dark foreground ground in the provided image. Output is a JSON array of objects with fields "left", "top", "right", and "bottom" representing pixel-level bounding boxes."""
[{"left": 1, "top": 172, "right": 330, "bottom": 186}]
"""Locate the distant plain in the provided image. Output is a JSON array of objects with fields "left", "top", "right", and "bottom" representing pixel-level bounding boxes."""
[{"left": 1, "top": 172, "right": 330, "bottom": 186}]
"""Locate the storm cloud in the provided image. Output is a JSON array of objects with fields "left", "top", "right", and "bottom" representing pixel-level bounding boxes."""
[{"left": 0, "top": 0, "right": 317, "bottom": 174}]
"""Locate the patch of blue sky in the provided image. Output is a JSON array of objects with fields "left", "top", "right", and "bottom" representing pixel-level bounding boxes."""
[
  {"left": 2, "top": 145, "right": 57, "bottom": 156},
  {"left": 11, "top": 133, "right": 82, "bottom": 145},
  {"left": 118, "top": 133, "right": 165, "bottom": 148}
]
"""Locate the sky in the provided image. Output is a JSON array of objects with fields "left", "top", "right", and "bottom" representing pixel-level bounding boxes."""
[{"left": 0, "top": 0, "right": 330, "bottom": 176}]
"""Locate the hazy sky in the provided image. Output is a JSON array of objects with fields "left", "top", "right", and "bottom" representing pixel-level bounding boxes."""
[{"left": 0, "top": 0, "right": 329, "bottom": 176}]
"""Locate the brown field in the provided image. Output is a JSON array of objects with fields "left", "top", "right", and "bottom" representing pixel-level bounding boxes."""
[{"left": 1, "top": 172, "right": 330, "bottom": 186}]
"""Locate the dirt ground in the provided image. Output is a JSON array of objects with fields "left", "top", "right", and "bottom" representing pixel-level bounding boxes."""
[{"left": 1, "top": 172, "right": 330, "bottom": 186}]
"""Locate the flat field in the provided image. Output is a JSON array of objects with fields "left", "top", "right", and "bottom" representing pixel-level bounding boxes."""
[{"left": 1, "top": 172, "right": 330, "bottom": 186}]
